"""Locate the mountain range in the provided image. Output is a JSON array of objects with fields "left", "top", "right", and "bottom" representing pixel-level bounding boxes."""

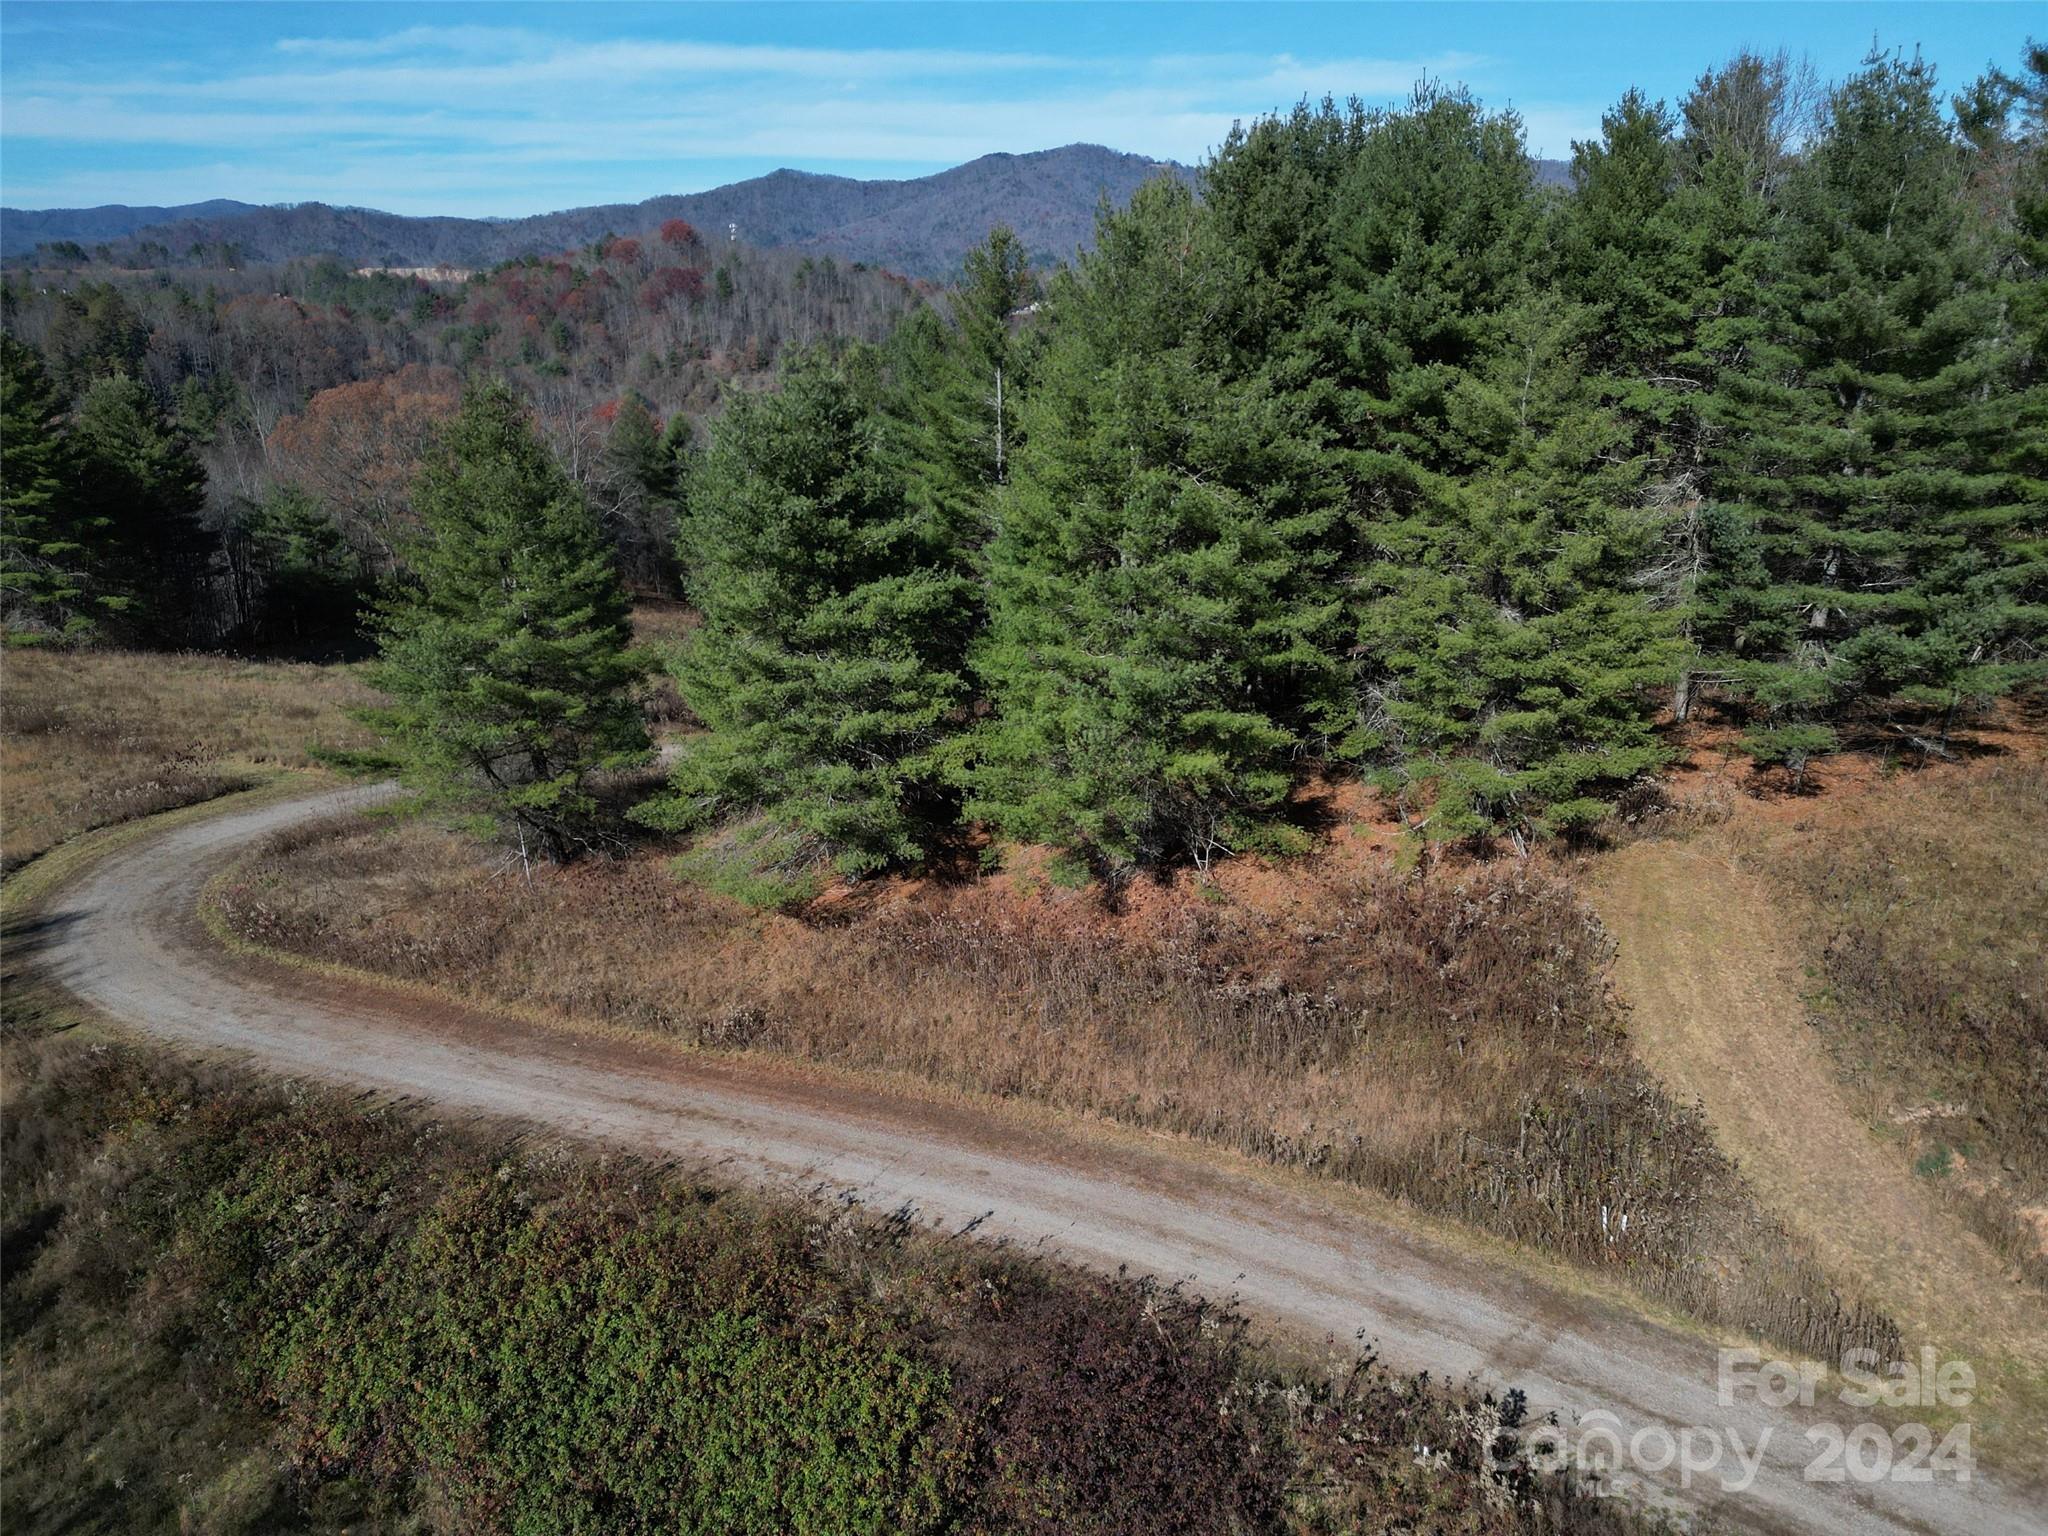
[
  {"left": 2, "top": 146, "right": 1186, "bottom": 277},
  {"left": 4, "top": 143, "right": 1573, "bottom": 277}
]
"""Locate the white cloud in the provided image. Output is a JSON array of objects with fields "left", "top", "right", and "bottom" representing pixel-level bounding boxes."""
[
  {"left": 272, "top": 25, "right": 537, "bottom": 60},
  {"left": 1511, "top": 103, "right": 1609, "bottom": 161},
  {"left": 4, "top": 18, "right": 1601, "bottom": 215}
]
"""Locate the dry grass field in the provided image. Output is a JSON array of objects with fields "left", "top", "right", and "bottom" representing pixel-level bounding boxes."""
[
  {"left": 1589, "top": 747, "right": 2048, "bottom": 1472},
  {"left": 1757, "top": 759, "right": 2048, "bottom": 1286},
  {"left": 0, "top": 650, "right": 378, "bottom": 872}
]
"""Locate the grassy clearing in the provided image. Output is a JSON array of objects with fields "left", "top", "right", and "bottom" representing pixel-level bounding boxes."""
[
  {"left": 1, "top": 1025, "right": 1650, "bottom": 1536},
  {"left": 214, "top": 810, "right": 1897, "bottom": 1365},
  {"left": 0, "top": 649, "right": 379, "bottom": 872},
  {"left": 1758, "top": 759, "right": 2048, "bottom": 1289}
]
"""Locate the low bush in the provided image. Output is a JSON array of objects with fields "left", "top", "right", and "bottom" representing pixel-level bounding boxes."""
[
  {"left": 670, "top": 816, "right": 827, "bottom": 909},
  {"left": 2, "top": 1032, "right": 1647, "bottom": 1535}
]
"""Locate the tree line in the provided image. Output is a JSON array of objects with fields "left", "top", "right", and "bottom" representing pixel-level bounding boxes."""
[
  {"left": 0, "top": 232, "right": 919, "bottom": 643},
  {"left": 6, "top": 44, "right": 2044, "bottom": 884},
  {"left": 638, "top": 45, "right": 2044, "bottom": 883}
]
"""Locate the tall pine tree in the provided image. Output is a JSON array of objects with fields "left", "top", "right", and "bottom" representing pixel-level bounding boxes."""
[
  {"left": 238, "top": 482, "right": 361, "bottom": 647},
  {"left": 1960, "top": 44, "right": 2048, "bottom": 674},
  {"left": 1702, "top": 51, "right": 2044, "bottom": 771},
  {"left": 67, "top": 374, "right": 210, "bottom": 644},
  {"left": 960, "top": 178, "right": 1346, "bottom": 874},
  {"left": 884, "top": 225, "right": 1039, "bottom": 549},
  {"left": 1354, "top": 288, "right": 1683, "bottom": 842},
  {"left": 0, "top": 336, "right": 105, "bottom": 644},
  {"left": 638, "top": 345, "right": 970, "bottom": 877},
  {"left": 1327, "top": 88, "right": 1679, "bottom": 841},
  {"left": 370, "top": 382, "right": 648, "bottom": 861},
  {"left": 1557, "top": 63, "right": 1791, "bottom": 721}
]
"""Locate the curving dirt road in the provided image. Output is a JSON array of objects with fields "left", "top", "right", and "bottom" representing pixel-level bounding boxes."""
[{"left": 24, "top": 784, "right": 2045, "bottom": 1536}]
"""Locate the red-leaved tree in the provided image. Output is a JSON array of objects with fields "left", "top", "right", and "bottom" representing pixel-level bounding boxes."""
[{"left": 267, "top": 365, "right": 461, "bottom": 567}]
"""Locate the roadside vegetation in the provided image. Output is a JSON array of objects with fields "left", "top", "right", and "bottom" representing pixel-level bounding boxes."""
[
  {"left": 4, "top": 33, "right": 2042, "bottom": 1528},
  {"left": 213, "top": 805, "right": 1899, "bottom": 1366},
  {"left": 0, "top": 1026, "right": 1649, "bottom": 1536},
  {"left": 0, "top": 647, "right": 375, "bottom": 872}
]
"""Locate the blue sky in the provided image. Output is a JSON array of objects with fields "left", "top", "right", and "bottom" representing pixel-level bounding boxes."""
[{"left": 1, "top": 2, "right": 2035, "bottom": 216}]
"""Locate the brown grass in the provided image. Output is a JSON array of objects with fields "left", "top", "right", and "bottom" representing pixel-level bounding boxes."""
[
  {"left": 215, "top": 812, "right": 1899, "bottom": 1362},
  {"left": 1759, "top": 759, "right": 2048, "bottom": 1288},
  {"left": 0, "top": 650, "right": 379, "bottom": 873}
]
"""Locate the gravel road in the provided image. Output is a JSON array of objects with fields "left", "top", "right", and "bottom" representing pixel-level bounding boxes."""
[{"left": 28, "top": 784, "right": 2044, "bottom": 1536}]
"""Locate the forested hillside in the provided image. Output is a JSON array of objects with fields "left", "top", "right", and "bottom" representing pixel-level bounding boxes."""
[
  {"left": 1, "top": 227, "right": 926, "bottom": 629},
  {"left": 4, "top": 43, "right": 2042, "bottom": 883},
  {"left": 0, "top": 199, "right": 263, "bottom": 257}
]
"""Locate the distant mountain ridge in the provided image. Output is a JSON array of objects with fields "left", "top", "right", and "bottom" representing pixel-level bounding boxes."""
[
  {"left": 2, "top": 146, "right": 1188, "bottom": 277},
  {"left": 5, "top": 144, "right": 1572, "bottom": 277},
  {"left": 1, "top": 198, "right": 265, "bottom": 253}
]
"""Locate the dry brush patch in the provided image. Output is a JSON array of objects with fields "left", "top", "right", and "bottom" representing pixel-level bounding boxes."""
[
  {"left": 215, "top": 812, "right": 1899, "bottom": 1363},
  {"left": 1758, "top": 759, "right": 2048, "bottom": 1289},
  {"left": 0, "top": 649, "right": 379, "bottom": 872},
  {"left": 1, "top": 1028, "right": 1651, "bottom": 1536}
]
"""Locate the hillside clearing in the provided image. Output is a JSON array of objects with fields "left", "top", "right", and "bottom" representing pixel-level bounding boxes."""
[{"left": 1586, "top": 816, "right": 2048, "bottom": 1473}]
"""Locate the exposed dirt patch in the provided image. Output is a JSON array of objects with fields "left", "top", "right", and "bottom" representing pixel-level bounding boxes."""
[{"left": 1586, "top": 825, "right": 2048, "bottom": 1470}]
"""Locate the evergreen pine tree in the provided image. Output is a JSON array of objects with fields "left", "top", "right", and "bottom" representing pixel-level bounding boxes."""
[
  {"left": 42, "top": 283, "right": 148, "bottom": 399},
  {"left": 0, "top": 336, "right": 108, "bottom": 644},
  {"left": 1669, "top": 54, "right": 1821, "bottom": 720},
  {"left": 1202, "top": 95, "right": 1369, "bottom": 370},
  {"left": 602, "top": 394, "right": 680, "bottom": 591},
  {"left": 68, "top": 373, "right": 210, "bottom": 643},
  {"left": 1968, "top": 44, "right": 2048, "bottom": 662},
  {"left": 240, "top": 483, "right": 361, "bottom": 646},
  {"left": 1320, "top": 85, "right": 1538, "bottom": 533},
  {"left": 1322, "top": 87, "right": 1677, "bottom": 841},
  {"left": 369, "top": 382, "right": 648, "bottom": 861},
  {"left": 637, "top": 346, "right": 969, "bottom": 876},
  {"left": 654, "top": 410, "right": 699, "bottom": 585},
  {"left": 1357, "top": 291, "right": 1683, "bottom": 841},
  {"left": 1702, "top": 51, "right": 2044, "bottom": 768},
  {"left": 1556, "top": 67, "right": 1789, "bottom": 723},
  {"left": 1560, "top": 89, "right": 1690, "bottom": 402},
  {"left": 960, "top": 178, "right": 1346, "bottom": 874}
]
